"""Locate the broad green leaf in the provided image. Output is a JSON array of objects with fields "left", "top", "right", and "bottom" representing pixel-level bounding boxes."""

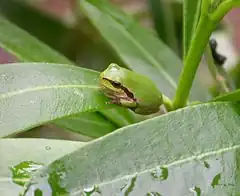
[
  {"left": 25, "top": 102, "right": 240, "bottom": 195},
  {"left": 0, "top": 16, "right": 71, "bottom": 64},
  {"left": 0, "top": 63, "right": 122, "bottom": 137},
  {"left": 183, "top": 0, "right": 202, "bottom": 58},
  {"left": 79, "top": 0, "right": 209, "bottom": 101},
  {"left": 0, "top": 16, "right": 136, "bottom": 137},
  {"left": 213, "top": 89, "right": 240, "bottom": 102},
  {"left": 0, "top": 138, "right": 85, "bottom": 196}
]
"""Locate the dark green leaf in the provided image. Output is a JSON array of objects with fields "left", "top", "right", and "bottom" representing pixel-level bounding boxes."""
[
  {"left": 26, "top": 102, "right": 240, "bottom": 195},
  {"left": 0, "top": 16, "right": 71, "bottom": 64},
  {"left": 148, "top": 0, "right": 179, "bottom": 54},
  {"left": 53, "top": 112, "right": 117, "bottom": 138},
  {"left": 213, "top": 89, "right": 240, "bottom": 102},
  {"left": 79, "top": 0, "right": 209, "bottom": 101},
  {"left": 80, "top": 0, "right": 181, "bottom": 98},
  {"left": 0, "top": 0, "right": 70, "bottom": 52},
  {"left": 99, "top": 108, "right": 141, "bottom": 127}
]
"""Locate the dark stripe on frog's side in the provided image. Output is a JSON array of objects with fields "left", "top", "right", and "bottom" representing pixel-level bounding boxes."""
[{"left": 102, "top": 77, "right": 136, "bottom": 100}]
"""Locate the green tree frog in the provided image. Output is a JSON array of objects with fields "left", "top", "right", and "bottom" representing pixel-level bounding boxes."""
[{"left": 100, "top": 63, "right": 163, "bottom": 115}]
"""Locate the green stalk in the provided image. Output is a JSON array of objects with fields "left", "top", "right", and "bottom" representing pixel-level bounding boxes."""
[
  {"left": 173, "top": 16, "right": 215, "bottom": 109},
  {"left": 210, "top": 0, "right": 240, "bottom": 21},
  {"left": 173, "top": 0, "right": 240, "bottom": 109},
  {"left": 162, "top": 94, "right": 173, "bottom": 112}
]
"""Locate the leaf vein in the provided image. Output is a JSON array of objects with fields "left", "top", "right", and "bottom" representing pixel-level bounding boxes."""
[{"left": 0, "top": 84, "right": 99, "bottom": 99}]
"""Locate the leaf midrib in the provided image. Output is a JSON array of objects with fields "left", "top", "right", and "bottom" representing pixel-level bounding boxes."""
[
  {"left": 114, "top": 23, "right": 177, "bottom": 88},
  {"left": 0, "top": 84, "right": 99, "bottom": 99},
  {"left": 70, "top": 143, "right": 240, "bottom": 194}
]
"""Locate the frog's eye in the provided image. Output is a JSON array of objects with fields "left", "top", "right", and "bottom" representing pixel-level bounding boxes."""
[
  {"left": 102, "top": 77, "right": 122, "bottom": 89},
  {"left": 111, "top": 81, "right": 121, "bottom": 88}
]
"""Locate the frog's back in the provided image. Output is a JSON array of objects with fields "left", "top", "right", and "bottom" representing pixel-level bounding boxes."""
[
  {"left": 122, "top": 69, "right": 162, "bottom": 108},
  {"left": 103, "top": 64, "right": 162, "bottom": 109}
]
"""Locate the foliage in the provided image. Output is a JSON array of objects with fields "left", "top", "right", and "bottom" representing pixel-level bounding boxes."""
[{"left": 0, "top": 0, "right": 240, "bottom": 195}]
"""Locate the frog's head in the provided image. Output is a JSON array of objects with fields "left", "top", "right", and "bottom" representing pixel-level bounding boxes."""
[
  {"left": 100, "top": 63, "right": 123, "bottom": 82},
  {"left": 100, "top": 63, "right": 126, "bottom": 94}
]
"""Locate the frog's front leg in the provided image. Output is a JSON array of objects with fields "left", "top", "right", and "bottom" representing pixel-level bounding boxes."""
[{"left": 106, "top": 95, "right": 137, "bottom": 109}]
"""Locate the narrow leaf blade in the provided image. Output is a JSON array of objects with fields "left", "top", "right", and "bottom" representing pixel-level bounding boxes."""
[
  {"left": 0, "top": 16, "right": 71, "bottom": 64},
  {"left": 80, "top": 0, "right": 181, "bottom": 97},
  {"left": 79, "top": 0, "right": 209, "bottom": 101},
  {"left": 213, "top": 89, "right": 240, "bottom": 102},
  {"left": 53, "top": 112, "right": 116, "bottom": 138}
]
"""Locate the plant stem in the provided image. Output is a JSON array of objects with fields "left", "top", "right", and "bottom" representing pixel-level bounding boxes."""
[
  {"left": 173, "top": 16, "right": 215, "bottom": 109},
  {"left": 210, "top": 0, "right": 240, "bottom": 21},
  {"left": 201, "top": 0, "right": 211, "bottom": 13},
  {"left": 173, "top": 0, "right": 240, "bottom": 109},
  {"left": 162, "top": 94, "right": 173, "bottom": 112}
]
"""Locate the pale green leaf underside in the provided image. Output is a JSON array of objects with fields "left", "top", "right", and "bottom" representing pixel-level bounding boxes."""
[
  {"left": 0, "top": 63, "right": 119, "bottom": 137},
  {"left": 0, "top": 139, "right": 85, "bottom": 196},
  {"left": 26, "top": 102, "right": 240, "bottom": 195},
  {"left": 0, "top": 16, "right": 135, "bottom": 136}
]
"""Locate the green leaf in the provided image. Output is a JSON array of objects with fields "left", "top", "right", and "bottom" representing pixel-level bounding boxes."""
[
  {"left": 99, "top": 108, "right": 141, "bottom": 127},
  {"left": 25, "top": 102, "right": 240, "bottom": 195},
  {"left": 80, "top": 0, "right": 181, "bottom": 98},
  {"left": 0, "top": 138, "right": 85, "bottom": 196},
  {"left": 0, "top": 63, "right": 122, "bottom": 137},
  {"left": 0, "top": 16, "right": 71, "bottom": 64},
  {"left": 148, "top": 0, "right": 179, "bottom": 54},
  {"left": 79, "top": 0, "right": 209, "bottom": 101},
  {"left": 212, "top": 89, "right": 240, "bottom": 102},
  {"left": 183, "top": 0, "right": 202, "bottom": 58},
  {"left": 0, "top": 16, "right": 135, "bottom": 137},
  {"left": 53, "top": 112, "right": 117, "bottom": 138},
  {"left": 0, "top": 0, "right": 126, "bottom": 72}
]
